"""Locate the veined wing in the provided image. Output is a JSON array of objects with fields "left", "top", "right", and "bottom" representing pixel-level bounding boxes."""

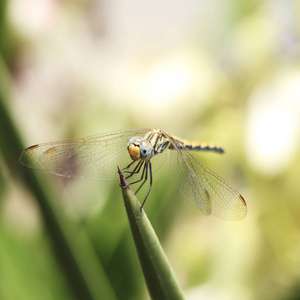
[
  {"left": 167, "top": 137, "right": 247, "bottom": 220},
  {"left": 19, "top": 128, "right": 149, "bottom": 181}
]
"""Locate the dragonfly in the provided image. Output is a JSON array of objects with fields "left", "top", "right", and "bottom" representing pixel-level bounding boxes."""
[{"left": 19, "top": 128, "right": 247, "bottom": 220}]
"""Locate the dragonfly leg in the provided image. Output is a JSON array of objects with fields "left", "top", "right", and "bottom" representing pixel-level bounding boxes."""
[
  {"left": 122, "top": 160, "right": 141, "bottom": 173},
  {"left": 129, "top": 162, "right": 148, "bottom": 191},
  {"left": 121, "top": 160, "right": 136, "bottom": 171},
  {"left": 124, "top": 160, "right": 144, "bottom": 180},
  {"left": 125, "top": 161, "right": 153, "bottom": 211},
  {"left": 140, "top": 162, "right": 153, "bottom": 211},
  {"left": 134, "top": 162, "right": 148, "bottom": 194}
]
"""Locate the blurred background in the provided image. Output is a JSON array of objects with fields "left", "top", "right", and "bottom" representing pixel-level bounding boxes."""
[{"left": 1, "top": 0, "right": 300, "bottom": 299}]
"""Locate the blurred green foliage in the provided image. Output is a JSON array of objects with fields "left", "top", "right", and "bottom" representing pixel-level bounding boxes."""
[{"left": 1, "top": 1, "right": 300, "bottom": 300}]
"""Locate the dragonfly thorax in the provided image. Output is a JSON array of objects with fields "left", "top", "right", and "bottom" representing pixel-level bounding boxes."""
[{"left": 127, "top": 136, "right": 153, "bottom": 161}]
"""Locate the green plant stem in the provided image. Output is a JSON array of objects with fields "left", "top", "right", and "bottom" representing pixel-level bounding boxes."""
[
  {"left": 0, "top": 55, "right": 117, "bottom": 300},
  {"left": 118, "top": 166, "right": 185, "bottom": 300}
]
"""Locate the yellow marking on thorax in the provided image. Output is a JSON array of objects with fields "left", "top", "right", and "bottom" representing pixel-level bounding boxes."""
[{"left": 144, "top": 130, "right": 161, "bottom": 146}]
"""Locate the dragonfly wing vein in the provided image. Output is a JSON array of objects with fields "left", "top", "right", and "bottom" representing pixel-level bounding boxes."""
[
  {"left": 167, "top": 135, "right": 246, "bottom": 220},
  {"left": 19, "top": 128, "right": 149, "bottom": 180}
]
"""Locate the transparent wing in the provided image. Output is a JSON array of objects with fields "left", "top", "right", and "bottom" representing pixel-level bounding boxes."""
[
  {"left": 168, "top": 138, "right": 247, "bottom": 220},
  {"left": 19, "top": 128, "right": 150, "bottom": 181}
]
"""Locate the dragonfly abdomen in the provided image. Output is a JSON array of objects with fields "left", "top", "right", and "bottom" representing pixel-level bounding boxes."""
[
  {"left": 184, "top": 143, "right": 224, "bottom": 153},
  {"left": 174, "top": 138, "right": 224, "bottom": 153}
]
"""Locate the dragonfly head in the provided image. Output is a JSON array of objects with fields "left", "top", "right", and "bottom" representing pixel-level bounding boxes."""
[{"left": 127, "top": 136, "right": 153, "bottom": 161}]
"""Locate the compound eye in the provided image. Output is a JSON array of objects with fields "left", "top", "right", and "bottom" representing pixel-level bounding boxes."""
[
  {"left": 127, "top": 136, "right": 142, "bottom": 150},
  {"left": 139, "top": 139, "right": 152, "bottom": 159}
]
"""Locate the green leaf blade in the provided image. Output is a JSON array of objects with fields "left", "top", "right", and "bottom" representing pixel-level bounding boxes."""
[{"left": 118, "top": 166, "right": 184, "bottom": 300}]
